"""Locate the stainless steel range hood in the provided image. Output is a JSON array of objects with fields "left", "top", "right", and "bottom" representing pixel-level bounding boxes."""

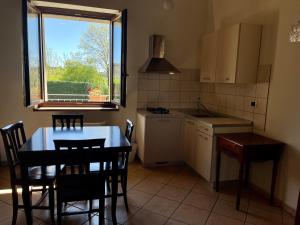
[{"left": 139, "top": 35, "right": 180, "bottom": 74}]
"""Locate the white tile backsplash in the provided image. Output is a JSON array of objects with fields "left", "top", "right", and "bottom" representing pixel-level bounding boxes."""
[
  {"left": 243, "top": 97, "right": 256, "bottom": 112},
  {"left": 253, "top": 113, "right": 266, "bottom": 131},
  {"left": 254, "top": 98, "right": 268, "bottom": 115},
  {"left": 255, "top": 82, "right": 269, "bottom": 98},
  {"left": 244, "top": 84, "right": 257, "bottom": 97},
  {"left": 159, "top": 80, "right": 170, "bottom": 91},
  {"left": 138, "top": 69, "right": 200, "bottom": 109},
  {"left": 137, "top": 65, "right": 271, "bottom": 132},
  {"left": 199, "top": 65, "right": 272, "bottom": 131}
]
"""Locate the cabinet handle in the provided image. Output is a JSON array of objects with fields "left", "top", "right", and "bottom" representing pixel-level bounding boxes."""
[
  {"left": 203, "top": 77, "right": 210, "bottom": 80},
  {"left": 225, "top": 77, "right": 230, "bottom": 81},
  {"left": 199, "top": 126, "right": 209, "bottom": 131},
  {"left": 197, "top": 132, "right": 208, "bottom": 140}
]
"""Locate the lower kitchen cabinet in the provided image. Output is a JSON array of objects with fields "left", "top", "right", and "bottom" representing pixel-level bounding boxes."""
[
  {"left": 136, "top": 111, "right": 182, "bottom": 166},
  {"left": 182, "top": 117, "right": 253, "bottom": 182},
  {"left": 183, "top": 118, "right": 213, "bottom": 180},
  {"left": 183, "top": 118, "right": 197, "bottom": 168},
  {"left": 195, "top": 131, "right": 213, "bottom": 181}
]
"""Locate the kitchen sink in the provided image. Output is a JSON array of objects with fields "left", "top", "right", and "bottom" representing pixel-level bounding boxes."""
[{"left": 190, "top": 114, "right": 216, "bottom": 118}]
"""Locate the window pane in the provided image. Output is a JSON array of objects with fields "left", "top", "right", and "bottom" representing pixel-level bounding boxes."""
[
  {"left": 43, "top": 15, "right": 110, "bottom": 102},
  {"left": 27, "top": 7, "right": 42, "bottom": 103},
  {"left": 112, "top": 18, "right": 122, "bottom": 103}
]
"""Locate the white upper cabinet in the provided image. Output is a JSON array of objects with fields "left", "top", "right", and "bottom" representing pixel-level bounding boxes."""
[
  {"left": 200, "top": 23, "right": 262, "bottom": 84},
  {"left": 200, "top": 32, "right": 218, "bottom": 83},
  {"left": 216, "top": 23, "right": 262, "bottom": 83}
]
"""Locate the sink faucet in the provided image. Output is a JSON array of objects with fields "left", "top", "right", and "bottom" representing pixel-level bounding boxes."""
[{"left": 197, "top": 97, "right": 213, "bottom": 115}]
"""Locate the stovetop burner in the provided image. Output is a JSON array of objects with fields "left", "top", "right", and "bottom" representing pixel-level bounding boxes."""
[{"left": 147, "top": 107, "right": 170, "bottom": 114}]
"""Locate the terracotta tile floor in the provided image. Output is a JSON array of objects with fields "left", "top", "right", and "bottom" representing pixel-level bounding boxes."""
[{"left": 0, "top": 161, "right": 296, "bottom": 225}]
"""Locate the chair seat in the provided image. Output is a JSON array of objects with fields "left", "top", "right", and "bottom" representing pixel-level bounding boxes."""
[
  {"left": 14, "top": 165, "right": 63, "bottom": 185},
  {"left": 89, "top": 161, "right": 125, "bottom": 173}
]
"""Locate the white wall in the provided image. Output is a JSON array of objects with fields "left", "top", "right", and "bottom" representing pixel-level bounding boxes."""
[
  {"left": 211, "top": 0, "right": 300, "bottom": 210},
  {"left": 0, "top": 0, "right": 209, "bottom": 159}
]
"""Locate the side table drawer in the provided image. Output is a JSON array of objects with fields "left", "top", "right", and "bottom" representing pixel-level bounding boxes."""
[{"left": 218, "top": 138, "right": 240, "bottom": 155}]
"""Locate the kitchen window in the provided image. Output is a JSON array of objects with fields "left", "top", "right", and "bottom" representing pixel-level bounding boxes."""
[{"left": 22, "top": 1, "right": 127, "bottom": 110}]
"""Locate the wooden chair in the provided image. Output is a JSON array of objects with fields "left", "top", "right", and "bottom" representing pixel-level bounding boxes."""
[
  {"left": 0, "top": 121, "right": 55, "bottom": 225},
  {"left": 52, "top": 114, "right": 84, "bottom": 129},
  {"left": 54, "top": 138, "right": 119, "bottom": 225},
  {"left": 90, "top": 119, "right": 134, "bottom": 211},
  {"left": 118, "top": 119, "right": 134, "bottom": 210}
]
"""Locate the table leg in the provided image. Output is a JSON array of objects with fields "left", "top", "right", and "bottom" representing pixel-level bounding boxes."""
[
  {"left": 215, "top": 147, "right": 221, "bottom": 192},
  {"left": 270, "top": 158, "right": 279, "bottom": 205},
  {"left": 244, "top": 161, "right": 251, "bottom": 188},
  {"left": 111, "top": 173, "right": 118, "bottom": 225},
  {"left": 21, "top": 165, "right": 33, "bottom": 225},
  {"left": 236, "top": 163, "right": 244, "bottom": 210}
]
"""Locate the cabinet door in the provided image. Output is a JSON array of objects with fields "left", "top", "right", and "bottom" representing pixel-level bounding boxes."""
[
  {"left": 194, "top": 131, "right": 213, "bottom": 181},
  {"left": 183, "top": 119, "right": 196, "bottom": 168},
  {"left": 216, "top": 24, "right": 240, "bottom": 83},
  {"left": 146, "top": 118, "right": 181, "bottom": 163},
  {"left": 200, "top": 32, "right": 217, "bottom": 83}
]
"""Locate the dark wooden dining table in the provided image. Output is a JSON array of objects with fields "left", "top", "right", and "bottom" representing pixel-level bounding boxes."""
[{"left": 18, "top": 126, "right": 132, "bottom": 225}]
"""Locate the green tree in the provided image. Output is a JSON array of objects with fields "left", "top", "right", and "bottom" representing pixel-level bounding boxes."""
[
  {"left": 79, "top": 24, "right": 110, "bottom": 77},
  {"left": 45, "top": 48, "right": 64, "bottom": 81},
  {"left": 59, "top": 60, "right": 109, "bottom": 94}
]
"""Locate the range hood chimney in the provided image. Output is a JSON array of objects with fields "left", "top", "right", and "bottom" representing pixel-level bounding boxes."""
[{"left": 139, "top": 35, "right": 180, "bottom": 74}]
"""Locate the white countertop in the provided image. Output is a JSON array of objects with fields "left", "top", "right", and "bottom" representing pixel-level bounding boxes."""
[
  {"left": 173, "top": 110, "right": 252, "bottom": 128},
  {"left": 137, "top": 110, "right": 181, "bottom": 118},
  {"left": 137, "top": 109, "right": 253, "bottom": 128},
  {"left": 194, "top": 117, "right": 252, "bottom": 128}
]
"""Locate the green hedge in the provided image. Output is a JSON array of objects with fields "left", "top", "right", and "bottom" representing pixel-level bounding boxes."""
[{"left": 47, "top": 81, "right": 90, "bottom": 101}]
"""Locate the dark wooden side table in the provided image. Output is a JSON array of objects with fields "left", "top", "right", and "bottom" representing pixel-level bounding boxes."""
[{"left": 215, "top": 132, "right": 284, "bottom": 210}]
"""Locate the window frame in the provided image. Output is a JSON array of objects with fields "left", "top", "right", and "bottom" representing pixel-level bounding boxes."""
[
  {"left": 111, "top": 9, "right": 127, "bottom": 107},
  {"left": 22, "top": 0, "right": 127, "bottom": 110}
]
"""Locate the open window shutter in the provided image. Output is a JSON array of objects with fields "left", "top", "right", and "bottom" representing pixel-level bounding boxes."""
[
  {"left": 111, "top": 9, "right": 127, "bottom": 107},
  {"left": 22, "top": 0, "right": 44, "bottom": 107}
]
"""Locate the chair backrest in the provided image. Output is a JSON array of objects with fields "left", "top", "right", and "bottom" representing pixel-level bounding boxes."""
[
  {"left": 52, "top": 114, "right": 84, "bottom": 129},
  {"left": 119, "top": 119, "right": 134, "bottom": 167},
  {"left": 53, "top": 138, "right": 118, "bottom": 202},
  {"left": 125, "top": 119, "right": 134, "bottom": 143},
  {"left": 0, "top": 121, "right": 26, "bottom": 182}
]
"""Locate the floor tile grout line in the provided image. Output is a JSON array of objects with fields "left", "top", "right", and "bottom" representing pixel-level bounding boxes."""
[
  {"left": 203, "top": 192, "right": 220, "bottom": 225},
  {"left": 163, "top": 177, "right": 199, "bottom": 224},
  {"left": 126, "top": 166, "right": 187, "bottom": 224},
  {"left": 128, "top": 165, "right": 223, "bottom": 224},
  {"left": 243, "top": 197, "right": 250, "bottom": 224},
  {"left": 121, "top": 170, "right": 166, "bottom": 225},
  {"left": 0, "top": 163, "right": 289, "bottom": 225}
]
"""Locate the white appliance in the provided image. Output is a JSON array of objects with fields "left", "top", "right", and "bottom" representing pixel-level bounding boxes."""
[{"left": 136, "top": 110, "right": 182, "bottom": 166}]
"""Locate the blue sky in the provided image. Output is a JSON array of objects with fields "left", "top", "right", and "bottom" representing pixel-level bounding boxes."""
[
  {"left": 44, "top": 18, "right": 106, "bottom": 58},
  {"left": 43, "top": 16, "right": 122, "bottom": 68},
  {"left": 44, "top": 17, "right": 93, "bottom": 59}
]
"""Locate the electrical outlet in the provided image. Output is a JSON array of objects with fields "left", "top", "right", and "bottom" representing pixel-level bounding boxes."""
[{"left": 251, "top": 101, "right": 256, "bottom": 107}]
